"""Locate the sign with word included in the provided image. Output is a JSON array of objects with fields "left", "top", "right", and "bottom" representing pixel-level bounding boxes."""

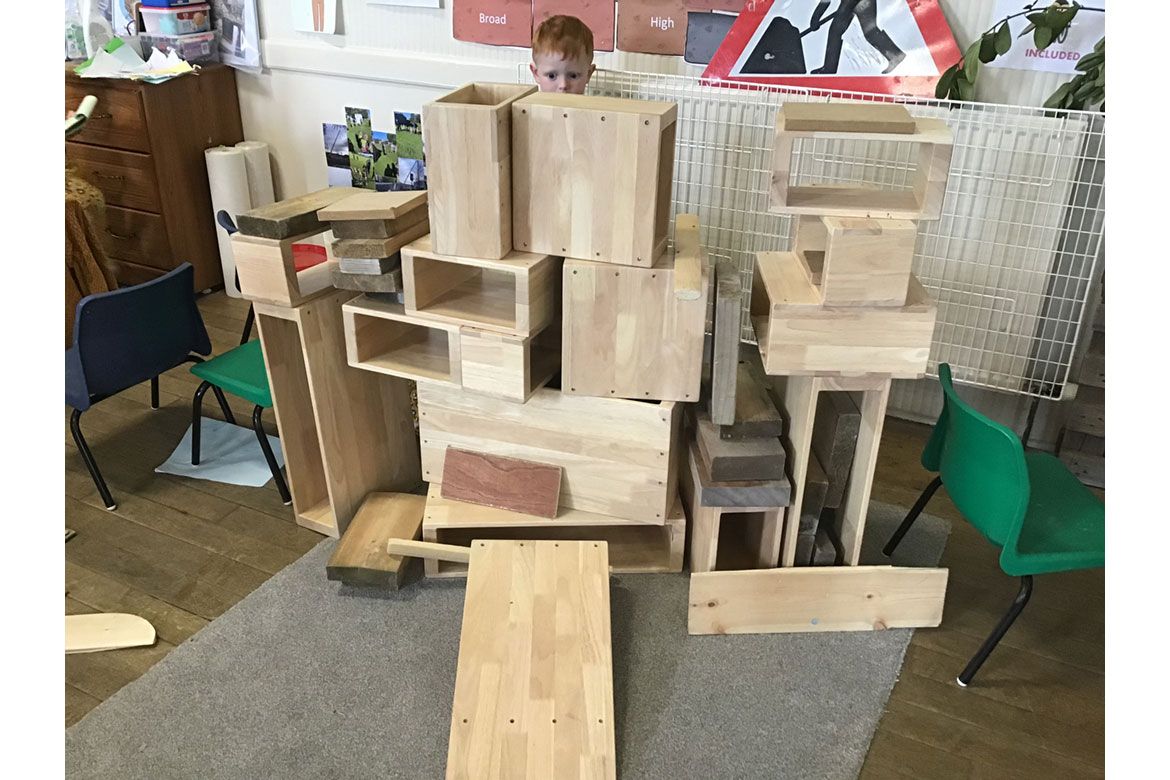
[
  {"left": 453, "top": 0, "right": 533, "bottom": 47},
  {"left": 985, "top": 0, "right": 1105, "bottom": 74},
  {"left": 533, "top": 0, "right": 616, "bottom": 52},
  {"left": 618, "top": 0, "right": 688, "bottom": 55}
]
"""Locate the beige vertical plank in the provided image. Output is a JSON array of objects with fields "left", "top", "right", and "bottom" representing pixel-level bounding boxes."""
[
  {"left": 835, "top": 378, "right": 892, "bottom": 565},
  {"left": 774, "top": 374, "right": 821, "bottom": 567}
]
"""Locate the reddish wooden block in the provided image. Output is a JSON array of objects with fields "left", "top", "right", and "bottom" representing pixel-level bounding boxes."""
[{"left": 440, "top": 448, "right": 563, "bottom": 519}]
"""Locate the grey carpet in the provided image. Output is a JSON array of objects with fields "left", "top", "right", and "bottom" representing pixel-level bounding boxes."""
[{"left": 66, "top": 501, "right": 948, "bottom": 779}]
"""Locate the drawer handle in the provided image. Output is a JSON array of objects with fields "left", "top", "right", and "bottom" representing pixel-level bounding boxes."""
[
  {"left": 91, "top": 112, "right": 112, "bottom": 121},
  {"left": 105, "top": 228, "right": 136, "bottom": 241},
  {"left": 94, "top": 172, "right": 124, "bottom": 182}
]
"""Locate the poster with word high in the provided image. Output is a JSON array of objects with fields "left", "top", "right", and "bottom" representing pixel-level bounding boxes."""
[{"left": 618, "top": 0, "right": 688, "bottom": 56}]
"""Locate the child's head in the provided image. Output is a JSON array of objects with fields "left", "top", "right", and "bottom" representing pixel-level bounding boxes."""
[{"left": 530, "top": 15, "right": 596, "bottom": 95}]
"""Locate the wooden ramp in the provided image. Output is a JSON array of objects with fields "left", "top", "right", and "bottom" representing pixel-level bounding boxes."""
[{"left": 447, "top": 540, "right": 616, "bottom": 779}]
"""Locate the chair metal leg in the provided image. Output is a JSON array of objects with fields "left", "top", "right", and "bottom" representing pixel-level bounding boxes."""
[
  {"left": 957, "top": 575, "right": 1034, "bottom": 687},
  {"left": 883, "top": 475, "right": 942, "bottom": 557},
  {"left": 210, "top": 385, "right": 237, "bottom": 425},
  {"left": 253, "top": 405, "right": 291, "bottom": 505},
  {"left": 150, "top": 376, "right": 160, "bottom": 410},
  {"left": 241, "top": 305, "right": 255, "bottom": 345},
  {"left": 191, "top": 382, "right": 210, "bottom": 465},
  {"left": 70, "top": 408, "right": 116, "bottom": 510}
]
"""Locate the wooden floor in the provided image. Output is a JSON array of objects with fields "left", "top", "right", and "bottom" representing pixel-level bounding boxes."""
[{"left": 65, "top": 292, "right": 1104, "bottom": 778}]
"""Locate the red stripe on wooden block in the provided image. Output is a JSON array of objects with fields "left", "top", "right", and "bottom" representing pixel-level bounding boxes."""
[{"left": 440, "top": 448, "right": 563, "bottom": 519}]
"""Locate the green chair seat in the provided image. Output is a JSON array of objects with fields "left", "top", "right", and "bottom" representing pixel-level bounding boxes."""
[
  {"left": 1008, "top": 451, "right": 1105, "bottom": 575},
  {"left": 189, "top": 339, "right": 272, "bottom": 409}
]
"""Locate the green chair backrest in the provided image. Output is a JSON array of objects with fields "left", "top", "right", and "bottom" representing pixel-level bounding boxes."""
[{"left": 923, "top": 364, "right": 1031, "bottom": 549}]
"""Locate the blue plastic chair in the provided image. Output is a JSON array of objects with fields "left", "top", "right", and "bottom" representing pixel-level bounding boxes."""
[{"left": 66, "top": 263, "right": 232, "bottom": 510}]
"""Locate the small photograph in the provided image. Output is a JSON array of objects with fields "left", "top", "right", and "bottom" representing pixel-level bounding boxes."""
[
  {"left": 322, "top": 122, "right": 351, "bottom": 187},
  {"left": 346, "top": 107, "right": 373, "bottom": 155},
  {"left": 397, "top": 158, "right": 426, "bottom": 190},
  {"left": 370, "top": 129, "right": 398, "bottom": 185},
  {"left": 350, "top": 152, "right": 376, "bottom": 190},
  {"left": 394, "top": 112, "right": 424, "bottom": 160}
]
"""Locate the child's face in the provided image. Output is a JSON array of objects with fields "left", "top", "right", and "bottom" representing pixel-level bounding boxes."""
[{"left": 530, "top": 51, "right": 595, "bottom": 94}]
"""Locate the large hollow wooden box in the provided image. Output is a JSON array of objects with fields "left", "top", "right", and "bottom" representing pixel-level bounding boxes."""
[
  {"left": 231, "top": 230, "right": 336, "bottom": 307},
  {"left": 417, "top": 383, "right": 681, "bottom": 523},
  {"left": 342, "top": 296, "right": 463, "bottom": 387},
  {"left": 562, "top": 254, "right": 708, "bottom": 402},
  {"left": 751, "top": 251, "right": 937, "bottom": 378},
  {"left": 512, "top": 92, "right": 677, "bottom": 267},
  {"left": 422, "top": 83, "right": 536, "bottom": 260}
]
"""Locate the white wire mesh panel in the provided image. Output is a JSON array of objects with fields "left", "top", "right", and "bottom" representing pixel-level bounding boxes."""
[{"left": 516, "top": 67, "right": 1105, "bottom": 401}]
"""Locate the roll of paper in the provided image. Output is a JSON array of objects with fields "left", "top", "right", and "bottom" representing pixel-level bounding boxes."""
[
  {"left": 235, "top": 140, "right": 276, "bottom": 209},
  {"left": 205, "top": 145, "right": 252, "bottom": 298}
]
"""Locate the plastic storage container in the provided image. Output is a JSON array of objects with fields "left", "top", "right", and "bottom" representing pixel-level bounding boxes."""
[
  {"left": 139, "top": 31, "right": 219, "bottom": 63},
  {"left": 140, "top": 4, "right": 211, "bottom": 35}
]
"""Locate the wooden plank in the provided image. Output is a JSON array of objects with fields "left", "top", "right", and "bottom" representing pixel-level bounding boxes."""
[
  {"left": 693, "top": 410, "right": 785, "bottom": 482},
  {"left": 418, "top": 383, "right": 680, "bottom": 523},
  {"left": 688, "top": 565, "right": 949, "bottom": 635},
  {"left": 331, "top": 218, "right": 429, "bottom": 259},
  {"left": 672, "top": 213, "right": 703, "bottom": 300},
  {"left": 779, "top": 103, "right": 916, "bottom": 135},
  {"left": 440, "top": 448, "right": 563, "bottom": 519},
  {"left": 386, "top": 539, "right": 473, "bottom": 564},
  {"left": 424, "top": 83, "right": 535, "bottom": 259},
  {"left": 718, "top": 347, "right": 784, "bottom": 440},
  {"left": 708, "top": 259, "right": 742, "bottom": 425},
  {"left": 834, "top": 380, "right": 892, "bottom": 566},
  {"left": 811, "top": 391, "right": 862, "bottom": 510},
  {"left": 315, "top": 190, "right": 428, "bottom": 222},
  {"left": 237, "top": 186, "right": 361, "bottom": 238},
  {"left": 66, "top": 613, "right": 156, "bottom": 654},
  {"left": 326, "top": 492, "right": 427, "bottom": 589},
  {"left": 329, "top": 206, "right": 429, "bottom": 239},
  {"left": 446, "top": 539, "right": 616, "bottom": 779},
  {"left": 563, "top": 255, "right": 708, "bottom": 402},
  {"left": 331, "top": 266, "right": 403, "bottom": 294},
  {"left": 512, "top": 92, "right": 676, "bottom": 267},
  {"left": 794, "top": 451, "right": 829, "bottom": 566}
]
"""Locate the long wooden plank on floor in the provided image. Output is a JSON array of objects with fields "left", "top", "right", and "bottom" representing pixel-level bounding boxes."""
[
  {"left": 688, "top": 565, "right": 948, "bottom": 635},
  {"left": 447, "top": 540, "right": 615, "bottom": 779}
]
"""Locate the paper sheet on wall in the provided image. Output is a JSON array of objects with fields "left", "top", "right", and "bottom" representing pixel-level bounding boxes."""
[
  {"left": 985, "top": 0, "right": 1104, "bottom": 74},
  {"left": 211, "top": 0, "right": 262, "bottom": 71},
  {"left": 293, "top": 0, "right": 339, "bottom": 34}
]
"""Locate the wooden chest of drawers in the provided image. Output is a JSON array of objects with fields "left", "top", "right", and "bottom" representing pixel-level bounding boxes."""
[{"left": 66, "top": 63, "right": 244, "bottom": 290}]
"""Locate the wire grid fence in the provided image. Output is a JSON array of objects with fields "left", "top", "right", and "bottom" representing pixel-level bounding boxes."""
[{"left": 517, "top": 67, "right": 1105, "bottom": 401}]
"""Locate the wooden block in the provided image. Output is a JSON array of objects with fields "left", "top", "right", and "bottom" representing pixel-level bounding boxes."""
[
  {"left": 418, "top": 383, "right": 680, "bottom": 523},
  {"left": 458, "top": 322, "right": 560, "bottom": 402},
  {"left": 315, "top": 190, "right": 428, "bottom": 222},
  {"left": 440, "top": 448, "right": 563, "bottom": 518},
  {"left": 338, "top": 254, "right": 399, "bottom": 275},
  {"left": 423, "top": 83, "right": 536, "bottom": 260},
  {"left": 447, "top": 540, "right": 616, "bottom": 778},
  {"left": 325, "top": 492, "right": 426, "bottom": 589},
  {"left": 386, "top": 538, "right": 473, "bottom": 565},
  {"left": 708, "top": 259, "right": 743, "bottom": 426},
  {"left": 718, "top": 347, "right": 784, "bottom": 440},
  {"left": 800, "top": 452, "right": 829, "bottom": 532},
  {"left": 793, "top": 216, "right": 918, "bottom": 307},
  {"left": 752, "top": 251, "right": 937, "bottom": 378},
  {"left": 231, "top": 230, "right": 336, "bottom": 307},
  {"left": 673, "top": 213, "right": 704, "bottom": 300},
  {"left": 512, "top": 92, "right": 677, "bottom": 267},
  {"left": 255, "top": 289, "right": 422, "bottom": 538},
  {"left": 237, "top": 186, "right": 361, "bottom": 238},
  {"left": 688, "top": 565, "right": 949, "bottom": 635},
  {"left": 689, "top": 441, "right": 791, "bottom": 509},
  {"left": 694, "top": 410, "right": 785, "bottom": 482},
  {"left": 812, "top": 391, "right": 862, "bottom": 510},
  {"left": 331, "top": 218, "right": 429, "bottom": 259},
  {"left": 562, "top": 254, "right": 708, "bottom": 402},
  {"left": 402, "top": 234, "right": 560, "bottom": 336},
  {"left": 811, "top": 524, "right": 841, "bottom": 566},
  {"left": 331, "top": 266, "right": 403, "bottom": 294},
  {"left": 328, "top": 205, "right": 429, "bottom": 240},
  {"left": 65, "top": 613, "right": 156, "bottom": 654},
  {"left": 770, "top": 116, "right": 953, "bottom": 221},
  {"left": 779, "top": 102, "right": 917, "bottom": 134},
  {"left": 341, "top": 295, "right": 461, "bottom": 386},
  {"left": 423, "top": 485, "right": 685, "bottom": 578}
]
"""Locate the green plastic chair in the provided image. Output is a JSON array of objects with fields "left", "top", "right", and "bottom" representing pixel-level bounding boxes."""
[
  {"left": 883, "top": 363, "right": 1104, "bottom": 686},
  {"left": 189, "top": 338, "right": 291, "bottom": 505}
]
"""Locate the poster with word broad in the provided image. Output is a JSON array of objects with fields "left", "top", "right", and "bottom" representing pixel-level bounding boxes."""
[
  {"left": 618, "top": 0, "right": 688, "bottom": 56},
  {"left": 453, "top": 0, "right": 533, "bottom": 47}
]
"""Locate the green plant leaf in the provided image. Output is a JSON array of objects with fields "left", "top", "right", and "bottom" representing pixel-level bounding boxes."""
[
  {"left": 1076, "top": 50, "right": 1102, "bottom": 71},
  {"left": 979, "top": 32, "right": 998, "bottom": 63},
  {"left": 964, "top": 40, "right": 981, "bottom": 81},
  {"left": 1045, "top": 1, "right": 1080, "bottom": 38},
  {"left": 958, "top": 76, "right": 975, "bottom": 102},
  {"left": 995, "top": 23, "right": 1012, "bottom": 55},
  {"left": 1035, "top": 24, "right": 1054, "bottom": 49},
  {"left": 1044, "top": 82, "right": 1073, "bottom": 108},
  {"left": 935, "top": 64, "right": 959, "bottom": 99}
]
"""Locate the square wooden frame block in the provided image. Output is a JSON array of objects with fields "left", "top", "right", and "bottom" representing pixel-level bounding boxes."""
[
  {"left": 793, "top": 215, "right": 918, "bottom": 307},
  {"left": 562, "top": 254, "right": 709, "bottom": 402},
  {"left": 423, "top": 83, "right": 536, "bottom": 260},
  {"left": 512, "top": 92, "right": 677, "bottom": 267},
  {"left": 231, "top": 229, "right": 336, "bottom": 307},
  {"left": 420, "top": 484, "right": 685, "bottom": 579},
  {"left": 751, "top": 251, "right": 936, "bottom": 378},
  {"left": 770, "top": 113, "right": 953, "bottom": 221},
  {"left": 402, "top": 234, "right": 560, "bottom": 337},
  {"left": 254, "top": 289, "right": 421, "bottom": 538},
  {"left": 417, "top": 383, "right": 681, "bottom": 523},
  {"left": 342, "top": 295, "right": 462, "bottom": 387}
]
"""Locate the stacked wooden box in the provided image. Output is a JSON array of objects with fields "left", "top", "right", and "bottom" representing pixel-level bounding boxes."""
[
  {"left": 230, "top": 188, "right": 422, "bottom": 538},
  {"left": 688, "top": 103, "right": 952, "bottom": 636}
]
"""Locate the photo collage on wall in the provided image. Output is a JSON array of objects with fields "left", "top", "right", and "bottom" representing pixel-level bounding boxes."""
[{"left": 323, "top": 107, "right": 427, "bottom": 191}]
